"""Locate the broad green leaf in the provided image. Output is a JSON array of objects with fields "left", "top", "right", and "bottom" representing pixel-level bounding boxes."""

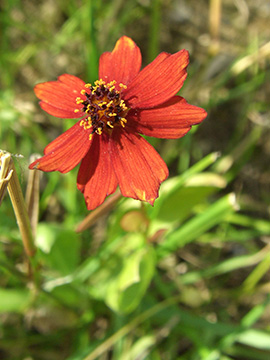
[
  {"left": 158, "top": 193, "right": 238, "bottom": 258},
  {"left": 148, "top": 152, "right": 220, "bottom": 218},
  {"left": 36, "top": 223, "right": 81, "bottom": 275},
  {"left": 85, "top": 234, "right": 146, "bottom": 301},
  {"left": 155, "top": 185, "right": 219, "bottom": 224},
  {"left": 106, "top": 245, "right": 156, "bottom": 314}
]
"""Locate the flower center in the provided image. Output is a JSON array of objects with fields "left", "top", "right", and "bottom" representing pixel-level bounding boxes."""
[{"left": 75, "top": 79, "right": 129, "bottom": 140}]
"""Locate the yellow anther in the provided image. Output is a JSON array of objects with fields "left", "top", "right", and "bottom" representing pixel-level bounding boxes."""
[
  {"left": 107, "top": 121, "right": 114, "bottom": 128},
  {"left": 108, "top": 80, "right": 116, "bottom": 87},
  {"left": 120, "top": 118, "right": 127, "bottom": 127},
  {"left": 79, "top": 79, "right": 129, "bottom": 138},
  {"left": 85, "top": 117, "right": 92, "bottom": 129},
  {"left": 95, "top": 79, "right": 105, "bottom": 86},
  {"left": 98, "top": 101, "right": 107, "bottom": 107},
  {"left": 76, "top": 97, "right": 84, "bottom": 104}
]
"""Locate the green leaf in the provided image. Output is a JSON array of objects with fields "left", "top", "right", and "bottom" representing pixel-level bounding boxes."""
[
  {"left": 36, "top": 223, "right": 81, "bottom": 275},
  {"left": 237, "top": 329, "right": 270, "bottom": 350},
  {"left": 157, "top": 193, "right": 238, "bottom": 258},
  {"left": 0, "top": 288, "right": 30, "bottom": 313},
  {"left": 106, "top": 245, "right": 156, "bottom": 314}
]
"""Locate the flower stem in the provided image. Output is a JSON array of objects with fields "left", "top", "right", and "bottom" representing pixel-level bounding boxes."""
[{"left": 75, "top": 190, "right": 122, "bottom": 233}]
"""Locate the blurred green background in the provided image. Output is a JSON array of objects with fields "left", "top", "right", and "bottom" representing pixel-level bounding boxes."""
[{"left": 1, "top": 0, "right": 270, "bottom": 359}]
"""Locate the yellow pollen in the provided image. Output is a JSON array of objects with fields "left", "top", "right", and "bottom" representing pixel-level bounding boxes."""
[
  {"left": 78, "top": 79, "right": 129, "bottom": 139},
  {"left": 99, "top": 101, "right": 107, "bottom": 107},
  {"left": 120, "top": 118, "right": 126, "bottom": 127},
  {"left": 107, "top": 121, "right": 114, "bottom": 128},
  {"left": 76, "top": 98, "right": 84, "bottom": 104}
]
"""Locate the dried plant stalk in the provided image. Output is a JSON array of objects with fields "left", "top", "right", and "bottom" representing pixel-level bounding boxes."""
[
  {"left": 209, "top": 0, "right": 222, "bottom": 54},
  {"left": 0, "top": 151, "right": 36, "bottom": 257},
  {"left": 25, "top": 154, "right": 41, "bottom": 238},
  {"left": 0, "top": 152, "right": 13, "bottom": 205}
]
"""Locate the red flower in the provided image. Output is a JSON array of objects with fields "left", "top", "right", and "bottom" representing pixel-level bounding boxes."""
[{"left": 29, "top": 36, "right": 207, "bottom": 210}]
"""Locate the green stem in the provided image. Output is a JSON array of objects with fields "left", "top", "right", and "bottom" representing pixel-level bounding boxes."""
[
  {"left": 148, "top": 0, "right": 161, "bottom": 62},
  {"left": 83, "top": 0, "right": 99, "bottom": 82}
]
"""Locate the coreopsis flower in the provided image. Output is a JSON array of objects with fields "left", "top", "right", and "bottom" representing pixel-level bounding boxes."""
[{"left": 29, "top": 36, "right": 207, "bottom": 210}]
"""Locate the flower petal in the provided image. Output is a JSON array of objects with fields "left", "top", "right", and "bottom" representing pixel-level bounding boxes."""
[
  {"left": 29, "top": 121, "right": 92, "bottom": 173},
  {"left": 110, "top": 129, "right": 168, "bottom": 205},
  {"left": 123, "top": 50, "right": 189, "bottom": 109},
  {"left": 39, "top": 102, "right": 83, "bottom": 118},
  {"left": 77, "top": 134, "right": 118, "bottom": 210},
  {"left": 127, "top": 96, "right": 207, "bottom": 138},
  {"left": 99, "top": 36, "right": 142, "bottom": 87},
  {"left": 34, "top": 74, "right": 86, "bottom": 118}
]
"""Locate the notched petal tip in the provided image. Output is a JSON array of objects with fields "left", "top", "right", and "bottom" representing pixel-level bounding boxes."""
[
  {"left": 114, "top": 36, "right": 137, "bottom": 51},
  {"left": 29, "top": 160, "right": 40, "bottom": 170},
  {"left": 136, "top": 189, "right": 157, "bottom": 206},
  {"left": 99, "top": 35, "right": 142, "bottom": 86}
]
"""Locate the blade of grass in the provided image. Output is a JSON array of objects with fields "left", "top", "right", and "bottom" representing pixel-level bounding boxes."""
[
  {"left": 148, "top": 0, "right": 161, "bottom": 62},
  {"left": 81, "top": 0, "right": 99, "bottom": 82},
  {"left": 181, "top": 244, "right": 270, "bottom": 285},
  {"left": 82, "top": 293, "right": 183, "bottom": 360}
]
